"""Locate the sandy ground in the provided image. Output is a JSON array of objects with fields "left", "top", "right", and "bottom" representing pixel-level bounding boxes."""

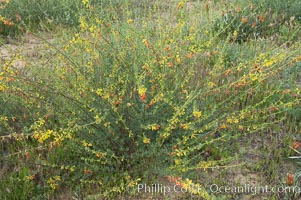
[{"left": 0, "top": 34, "right": 56, "bottom": 69}]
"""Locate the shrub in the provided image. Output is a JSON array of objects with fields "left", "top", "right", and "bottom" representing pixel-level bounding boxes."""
[
  {"left": 0, "top": 0, "right": 83, "bottom": 35},
  {"left": 212, "top": 0, "right": 301, "bottom": 43},
  {"left": 1, "top": 1, "right": 301, "bottom": 199},
  {"left": 0, "top": 0, "right": 169, "bottom": 36}
]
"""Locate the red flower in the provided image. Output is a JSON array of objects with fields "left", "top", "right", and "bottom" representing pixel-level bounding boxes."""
[
  {"left": 287, "top": 173, "right": 294, "bottom": 186},
  {"left": 241, "top": 17, "right": 248, "bottom": 24},
  {"left": 140, "top": 94, "right": 147, "bottom": 102}
]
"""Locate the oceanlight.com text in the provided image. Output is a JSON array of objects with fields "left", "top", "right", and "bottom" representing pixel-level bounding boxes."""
[{"left": 209, "top": 184, "right": 301, "bottom": 196}]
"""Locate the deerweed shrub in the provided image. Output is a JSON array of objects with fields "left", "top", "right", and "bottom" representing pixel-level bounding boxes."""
[{"left": 1, "top": 0, "right": 301, "bottom": 199}]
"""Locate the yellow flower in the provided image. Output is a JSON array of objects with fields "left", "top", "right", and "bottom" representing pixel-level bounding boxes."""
[
  {"left": 82, "top": 0, "right": 89, "bottom": 7},
  {"left": 95, "top": 153, "right": 104, "bottom": 158},
  {"left": 82, "top": 140, "right": 93, "bottom": 147},
  {"left": 263, "top": 59, "right": 274, "bottom": 67},
  {"left": 296, "top": 87, "right": 300, "bottom": 95},
  {"left": 249, "top": 73, "right": 258, "bottom": 81},
  {"left": 176, "top": 55, "right": 182, "bottom": 64},
  {"left": 233, "top": 31, "right": 238, "bottom": 38},
  {"left": 96, "top": 18, "right": 102, "bottom": 24},
  {"left": 208, "top": 82, "right": 216, "bottom": 88},
  {"left": 138, "top": 86, "right": 147, "bottom": 96},
  {"left": 143, "top": 137, "right": 150, "bottom": 144},
  {"left": 0, "top": 116, "right": 8, "bottom": 122},
  {"left": 177, "top": 2, "right": 184, "bottom": 9},
  {"left": 79, "top": 16, "right": 88, "bottom": 30},
  {"left": 0, "top": 83, "right": 7, "bottom": 92},
  {"left": 151, "top": 124, "right": 161, "bottom": 131},
  {"left": 180, "top": 123, "right": 189, "bottom": 130},
  {"left": 34, "top": 130, "right": 53, "bottom": 144},
  {"left": 94, "top": 114, "right": 102, "bottom": 124},
  {"left": 193, "top": 111, "right": 202, "bottom": 118},
  {"left": 89, "top": 25, "right": 96, "bottom": 33},
  {"left": 25, "top": 175, "right": 35, "bottom": 181},
  {"left": 127, "top": 19, "right": 133, "bottom": 24},
  {"left": 227, "top": 118, "right": 233, "bottom": 124},
  {"left": 47, "top": 176, "right": 61, "bottom": 190},
  {"left": 96, "top": 88, "right": 103, "bottom": 96}
]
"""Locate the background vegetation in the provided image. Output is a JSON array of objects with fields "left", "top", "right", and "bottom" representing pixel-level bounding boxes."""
[{"left": 1, "top": 0, "right": 301, "bottom": 199}]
